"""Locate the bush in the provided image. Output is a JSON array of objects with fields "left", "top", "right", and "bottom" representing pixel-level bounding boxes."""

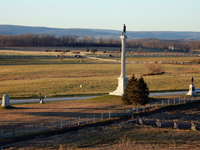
[
  {"left": 121, "top": 74, "right": 149, "bottom": 105},
  {"left": 91, "top": 49, "right": 97, "bottom": 53},
  {"left": 146, "top": 63, "right": 162, "bottom": 74}
]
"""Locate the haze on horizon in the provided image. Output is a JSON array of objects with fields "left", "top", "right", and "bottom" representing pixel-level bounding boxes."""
[{"left": 1, "top": 0, "right": 200, "bottom": 32}]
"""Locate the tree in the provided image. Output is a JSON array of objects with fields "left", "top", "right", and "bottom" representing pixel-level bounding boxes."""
[{"left": 122, "top": 74, "right": 149, "bottom": 105}]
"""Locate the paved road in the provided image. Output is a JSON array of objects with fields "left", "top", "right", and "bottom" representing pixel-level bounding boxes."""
[
  {"left": 0, "top": 91, "right": 189, "bottom": 104},
  {"left": 4, "top": 96, "right": 98, "bottom": 104},
  {"left": 149, "top": 91, "right": 187, "bottom": 96}
]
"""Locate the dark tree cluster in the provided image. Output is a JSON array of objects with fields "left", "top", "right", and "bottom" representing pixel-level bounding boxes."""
[
  {"left": 122, "top": 74, "right": 149, "bottom": 105},
  {"left": 0, "top": 33, "right": 200, "bottom": 52}
]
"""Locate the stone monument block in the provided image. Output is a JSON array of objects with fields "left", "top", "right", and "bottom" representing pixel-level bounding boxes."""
[
  {"left": 186, "top": 84, "right": 198, "bottom": 96},
  {"left": 40, "top": 97, "right": 44, "bottom": 104},
  {"left": 1, "top": 94, "right": 10, "bottom": 107}
]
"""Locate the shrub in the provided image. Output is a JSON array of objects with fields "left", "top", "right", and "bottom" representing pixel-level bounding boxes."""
[
  {"left": 122, "top": 74, "right": 149, "bottom": 105},
  {"left": 91, "top": 49, "right": 97, "bottom": 53},
  {"left": 146, "top": 63, "right": 162, "bottom": 74}
]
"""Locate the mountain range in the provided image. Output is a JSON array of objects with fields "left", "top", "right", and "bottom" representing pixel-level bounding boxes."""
[{"left": 1, "top": 25, "right": 200, "bottom": 40}]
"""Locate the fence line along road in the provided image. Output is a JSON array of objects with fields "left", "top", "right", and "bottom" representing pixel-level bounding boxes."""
[{"left": 0, "top": 96, "right": 199, "bottom": 139}]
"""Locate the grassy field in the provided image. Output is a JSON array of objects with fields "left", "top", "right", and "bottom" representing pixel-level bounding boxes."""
[
  {"left": 0, "top": 52, "right": 200, "bottom": 99},
  {"left": 106, "top": 56, "right": 199, "bottom": 62}
]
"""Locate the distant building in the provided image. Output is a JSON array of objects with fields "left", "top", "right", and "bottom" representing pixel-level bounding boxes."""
[{"left": 168, "top": 46, "right": 178, "bottom": 50}]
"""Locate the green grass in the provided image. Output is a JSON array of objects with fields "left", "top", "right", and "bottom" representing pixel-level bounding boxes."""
[{"left": 0, "top": 55, "right": 200, "bottom": 99}]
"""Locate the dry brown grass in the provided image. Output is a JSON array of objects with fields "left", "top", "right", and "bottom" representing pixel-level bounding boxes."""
[
  {"left": 0, "top": 98, "right": 125, "bottom": 130},
  {"left": 2, "top": 123, "right": 200, "bottom": 150}
]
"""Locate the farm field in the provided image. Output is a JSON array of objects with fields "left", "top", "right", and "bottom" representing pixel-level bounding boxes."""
[{"left": 0, "top": 51, "right": 200, "bottom": 99}]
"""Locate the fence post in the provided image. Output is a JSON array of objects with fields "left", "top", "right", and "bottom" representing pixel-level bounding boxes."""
[
  {"left": 23, "top": 126, "right": 25, "bottom": 135},
  {"left": 94, "top": 114, "right": 95, "bottom": 122},
  {"left": 78, "top": 116, "right": 80, "bottom": 125},
  {"left": 130, "top": 107, "right": 132, "bottom": 114},
  {"left": 61, "top": 120, "right": 63, "bottom": 129},
  {"left": 184, "top": 97, "right": 185, "bottom": 103},
  {"left": 109, "top": 111, "right": 111, "bottom": 119},
  {"left": 12, "top": 129, "right": 15, "bottom": 137},
  {"left": 156, "top": 102, "right": 157, "bottom": 108},
  {"left": 162, "top": 100, "right": 164, "bottom": 106},
  {"left": 43, "top": 124, "right": 45, "bottom": 131},
  {"left": 87, "top": 115, "right": 89, "bottom": 123},
  {"left": 168, "top": 99, "right": 170, "bottom": 105}
]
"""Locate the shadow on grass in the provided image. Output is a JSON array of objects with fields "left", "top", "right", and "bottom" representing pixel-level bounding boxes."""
[{"left": 0, "top": 106, "right": 16, "bottom": 109}]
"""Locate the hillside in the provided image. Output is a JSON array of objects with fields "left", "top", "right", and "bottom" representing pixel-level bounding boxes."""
[{"left": 1, "top": 25, "right": 200, "bottom": 40}]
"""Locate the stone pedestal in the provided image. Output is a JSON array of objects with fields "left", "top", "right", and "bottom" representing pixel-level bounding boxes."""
[
  {"left": 186, "top": 84, "right": 198, "bottom": 96},
  {"left": 110, "top": 34, "right": 128, "bottom": 96},
  {"left": 1, "top": 94, "right": 10, "bottom": 107},
  {"left": 40, "top": 97, "right": 44, "bottom": 104}
]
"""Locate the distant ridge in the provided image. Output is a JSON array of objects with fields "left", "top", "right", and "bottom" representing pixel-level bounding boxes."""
[{"left": 0, "top": 25, "right": 200, "bottom": 40}]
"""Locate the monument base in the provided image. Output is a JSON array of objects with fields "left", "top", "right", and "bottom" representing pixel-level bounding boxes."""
[
  {"left": 186, "top": 84, "right": 198, "bottom": 96},
  {"left": 109, "top": 76, "right": 128, "bottom": 96}
]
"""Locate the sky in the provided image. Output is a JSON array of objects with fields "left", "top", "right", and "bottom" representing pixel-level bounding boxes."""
[{"left": 1, "top": 0, "right": 200, "bottom": 32}]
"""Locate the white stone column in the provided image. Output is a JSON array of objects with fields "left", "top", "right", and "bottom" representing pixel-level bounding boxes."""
[
  {"left": 109, "top": 34, "right": 128, "bottom": 96},
  {"left": 120, "top": 35, "right": 127, "bottom": 78}
]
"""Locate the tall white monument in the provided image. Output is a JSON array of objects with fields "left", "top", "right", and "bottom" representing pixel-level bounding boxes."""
[{"left": 110, "top": 24, "right": 128, "bottom": 96}]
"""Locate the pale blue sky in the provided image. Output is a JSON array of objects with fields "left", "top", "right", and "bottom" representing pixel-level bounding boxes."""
[{"left": 1, "top": 0, "right": 200, "bottom": 31}]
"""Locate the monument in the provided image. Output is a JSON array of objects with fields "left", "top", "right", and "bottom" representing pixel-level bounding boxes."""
[
  {"left": 109, "top": 24, "right": 128, "bottom": 96},
  {"left": 1, "top": 94, "right": 10, "bottom": 107},
  {"left": 186, "top": 77, "right": 198, "bottom": 96},
  {"left": 40, "top": 96, "right": 44, "bottom": 104}
]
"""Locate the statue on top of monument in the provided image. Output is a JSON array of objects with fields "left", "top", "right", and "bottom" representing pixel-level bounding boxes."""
[
  {"left": 191, "top": 76, "right": 194, "bottom": 84},
  {"left": 122, "top": 24, "right": 126, "bottom": 35}
]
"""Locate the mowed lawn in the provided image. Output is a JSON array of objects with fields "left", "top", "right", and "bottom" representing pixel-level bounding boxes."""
[{"left": 0, "top": 56, "right": 200, "bottom": 99}]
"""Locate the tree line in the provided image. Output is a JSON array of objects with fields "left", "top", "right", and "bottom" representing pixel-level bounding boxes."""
[{"left": 0, "top": 33, "right": 200, "bottom": 51}]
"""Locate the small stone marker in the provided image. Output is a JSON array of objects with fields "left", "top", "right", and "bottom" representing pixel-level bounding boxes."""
[
  {"left": 191, "top": 123, "right": 196, "bottom": 131},
  {"left": 156, "top": 119, "right": 161, "bottom": 128},
  {"left": 1, "top": 94, "right": 10, "bottom": 107},
  {"left": 138, "top": 117, "right": 144, "bottom": 125},
  {"left": 40, "top": 97, "right": 44, "bottom": 104},
  {"left": 174, "top": 121, "right": 178, "bottom": 129}
]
